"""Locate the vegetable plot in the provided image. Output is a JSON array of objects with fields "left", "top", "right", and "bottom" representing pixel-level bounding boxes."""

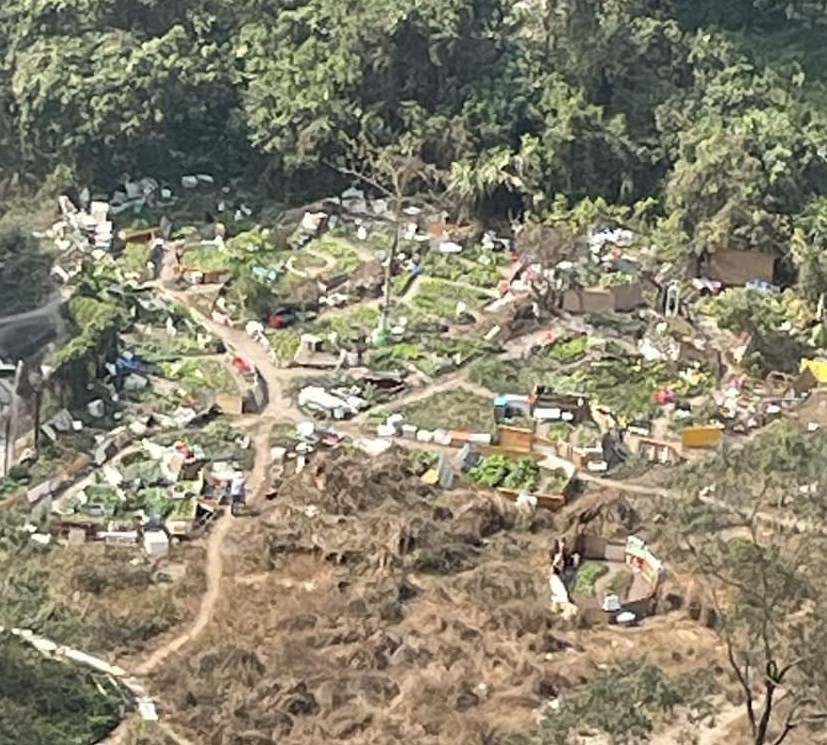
[{"left": 468, "top": 455, "right": 540, "bottom": 492}]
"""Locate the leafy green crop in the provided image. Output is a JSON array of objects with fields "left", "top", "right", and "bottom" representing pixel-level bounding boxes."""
[
  {"left": 573, "top": 561, "right": 609, "bottom": 596},
  {"left": 469, "top": 455, "right": 539, "bottom": 491},
  {"left": 547, "top": 336, "right": 589, "bottom": 363}
]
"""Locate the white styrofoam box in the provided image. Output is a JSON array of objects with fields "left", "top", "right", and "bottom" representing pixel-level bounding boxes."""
[{"left": 468, "top": 433, "right": 493, "bottom": 444}]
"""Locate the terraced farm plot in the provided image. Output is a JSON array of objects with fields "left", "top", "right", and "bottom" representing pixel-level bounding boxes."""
[{"left": 398, "top": 388, "right": 495, "bottom": 432}]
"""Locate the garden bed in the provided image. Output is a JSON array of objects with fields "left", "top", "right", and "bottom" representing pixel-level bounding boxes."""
[
  {"left": 309, "top": 235, "right": 362, "bottom": 273},
  {"left": 573, "top": 561, "right": 609, "bottom": 596},
  {"left": 398, "top": 389, "right": 495, "bottom": 432},
  {"left": 310, "top": 304, "right": 382, "bottom": 339},
  {"left": 153, "top": 422, "right": 254, "bottom": 469},
  {"left": 125, "top": 324, "right": 223, "bottom": 360},
  {"left": 370, "top": 335, "right": 488, "bottom": 377},
  {"left": 547, "top": 335, "right": 590, "bottom": 363},
  {"left": 471, "top": 353, "right": 713, "bottom": 422},
  {"left": 180, "top": 244, "right": 232, "bottom": 271},
  {"left": 407, "top": 278, "right": 494, "bottom": 320},
  {"left": 119, "top": 242, "right": 151, "bottom": 276},
  {"left": 468, "top": 454, "right": 540, "bottom": 492},
  {"left": 420, "top": 250, "right": 505, "bottom": 288},
  {"left": 159, "top": 358, "right": 241, "bottom": 396},
  {"left": 469, "top": 356, "right": 586, "bottom": 398},
  {"left": 265, "top": 328, "right": 303, "bottom": 364},
  {"left": 291, "top": 252, "right": 329, "bottom": 273}
]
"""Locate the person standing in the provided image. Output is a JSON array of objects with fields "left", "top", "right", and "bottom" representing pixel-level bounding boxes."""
[{"left": 229, "top": 472, "right": 246, "bottom": 516}]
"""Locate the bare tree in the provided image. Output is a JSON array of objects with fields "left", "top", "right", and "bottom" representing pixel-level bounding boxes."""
[
  {"left": 325, "top": 135, "right": 444, "bottom": 334},
  {"left": 666, "top": 458, "right": 827, "bottom": 745}
]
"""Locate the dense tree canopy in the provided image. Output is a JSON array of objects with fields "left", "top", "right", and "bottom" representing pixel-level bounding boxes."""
[
  {"left": 0, "top": 632, "right": 123, "bottom": 745},
  {"left": 2, "top": 0, "right": 827, "bottom": 263},
  {"left": 0, "top": 227, "right": 54, "bottom": 316}
]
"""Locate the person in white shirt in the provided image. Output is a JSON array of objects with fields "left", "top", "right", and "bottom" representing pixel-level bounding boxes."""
[{"left": 229, "top": 473, "right": 246, "bottom": 516}]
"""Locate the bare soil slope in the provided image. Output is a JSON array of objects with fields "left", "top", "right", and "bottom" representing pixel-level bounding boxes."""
[
  {"left": 150, "top": 449, "right": 581, "bottom": 744},
  {"left": 149, "top": 450, "right": 729, "bottom": 745}
]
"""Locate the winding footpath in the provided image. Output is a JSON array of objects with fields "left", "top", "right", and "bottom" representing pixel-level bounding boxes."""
[
  {"left": 130, "top": 288, "right": 301, "bottom": 668},
  {"left": 100, "top": 286, "right": 299, "bottom": 744}
]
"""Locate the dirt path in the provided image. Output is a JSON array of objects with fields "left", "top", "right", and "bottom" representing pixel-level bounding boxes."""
[
  {"left": 286, "top": 248, "right": 336, "bottom": 279},
  {"left": 128, "top": 285, "right": 297, "bottom": 676},
  {"left": 133, "top": 516, "right": 232, "bottom": 675},
  {"left": 130, "top": 283, "right": 491, "bottom": 684},
  {"left": 156, "top": 285, "right": 303, "bottom": 421},
  {"left": 108, "top": 286, "right": 300, "bottom": 745},
  {"left": 114, "top": 279, "right": 788, "bottom": 745},
  {"left": 134, "top": 423, "right": 272, "bottom": 676},
  {"left": 580, "top": 472, "right": 827, "bottom": 536}
]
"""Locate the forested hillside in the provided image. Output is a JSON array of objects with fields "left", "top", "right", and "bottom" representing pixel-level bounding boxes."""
[{"left": 2, "top": 0, "right": 827, "bottom": 256}]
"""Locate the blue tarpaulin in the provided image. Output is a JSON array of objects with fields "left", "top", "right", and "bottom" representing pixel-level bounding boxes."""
[{"left": 116, "top": 353, "right": 158, "bottom": 375}]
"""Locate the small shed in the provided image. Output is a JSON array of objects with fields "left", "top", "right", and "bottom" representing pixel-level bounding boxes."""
[{"left": 700, "top": 249, "right": 775, "bottom": 286}]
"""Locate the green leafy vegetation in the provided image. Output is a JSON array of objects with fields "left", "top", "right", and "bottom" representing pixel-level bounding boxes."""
[
  {"left": 0, "top": 0, "right": 826, "bottom": 286},
  {"left": 310, "top": 235, "right": 362, "bottom": 273},
  {"left": 179, "top": 244, "right": 233, "bottom": 272},
  {"left": 0, "top": 511, "right": 205, "bottom": 656},
  {"left": 573, "top": 561, "right": 608, "bottom": 597},
  {"left": 411, "top": 450, "right": 440, "bottom": 474},
  {"left": 311, "top": 305, "right": 381, "bottom": 338},
  {"left": 153, "top": 421, "right": 254, "bottom": 470},
  {"left": 409, "top": 279, "right": 493, "bottom": 320},
  {"left": 265, "top": 328, "right": 302, "bottom": 363},
  {"left": 120, "top": 242, "right": 151, "bottom": 276},
  {"left": 160, "top": 358, "right": 241, "bottom": 396},
  {"left": 671, "top": 421, "right": 827, "bottom": 523},
  {"left": 571, "top": 423, "right": 602, "bottom": 448},
  {"left": 543, "top": 469, "right": 572, "bottom": 495},
  {"left": 700, "top": 288, "right": 814, "bottom": 374},
  {"left": 51, "top": 268, "right": 135, "bottom": 405},
  {"left": 291, "top": 251, "right": 328, "bottom": 273},
  {"left": 547, "top": 336, "right": 589, "bottom": 363},
  {"left": 7, "top": 3, "right": 827, "bottom": 744},
  {"left": 127, "top": 325, "right": 222, "bottom": 361},
  {"left": 420, "top": 250, "right": 505, "bottom": 288},
  {"left": 659, "top": 445, "right": 827, "bottom": 745},
  {"left": 544, "top": 422, "right": 574, "bottom": 443},
  {"left": 472, "top": 353, "right": 712, "bottom": 422},
  {"left": 370, "top": 335, "right": 488, "bottom": 377},
  {"left": 469, "top": 455, "right": 540, "bottom": 491}
]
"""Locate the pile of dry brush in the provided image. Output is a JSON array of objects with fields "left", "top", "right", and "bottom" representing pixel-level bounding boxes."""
[{"left": 152, "top": 449, "right": 594, "bottom": 745}]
